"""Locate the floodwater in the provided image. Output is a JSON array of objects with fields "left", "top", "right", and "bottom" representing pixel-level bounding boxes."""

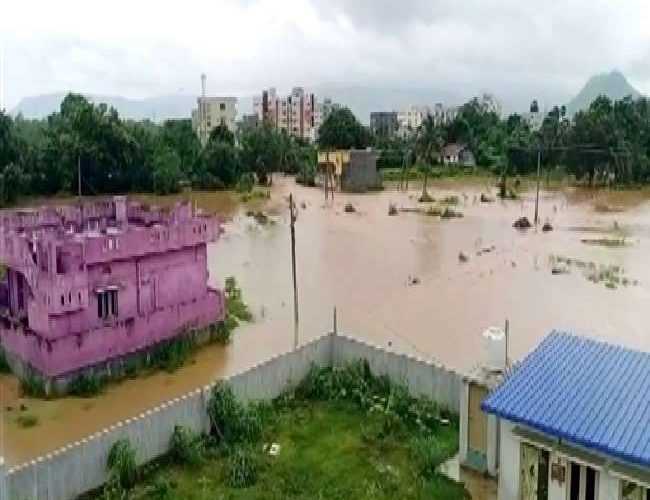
[{"left": 3, "top": 176, "right": 650, "bottom": 466}]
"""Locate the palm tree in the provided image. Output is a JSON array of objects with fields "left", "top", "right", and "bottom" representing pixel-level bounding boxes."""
[{"left": 415, "top": 116, "right": 444, "bottom": 201}]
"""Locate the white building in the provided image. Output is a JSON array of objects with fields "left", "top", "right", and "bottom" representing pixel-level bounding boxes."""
[
  {"left": 397, "top": 103, "right": 459, "bottom": 137},
  {"left": 482, "top": 330, "right": 650, "bottom": 500},
  {"left": 191, "top": 96, "right": 237, "bottom": 146}
]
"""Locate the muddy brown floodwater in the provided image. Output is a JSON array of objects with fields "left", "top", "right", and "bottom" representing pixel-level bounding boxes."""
[{"left": 3, "top": 176, "right": 650, "bottom": 466}]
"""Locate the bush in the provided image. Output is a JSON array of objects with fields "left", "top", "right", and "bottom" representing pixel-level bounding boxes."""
[
  {"left": 227, "top": 447, "right": 258, "bottom": 488},
  {"left": 0, "top": 349, "right": 10, "bottom": 373},
  {"left": 68, "top": 372, "right": 106, "bottom": 397},
  {"left": 291, "top": 361, "right": 444, "bottom": 436},
  {"left": 170, "top": 425, "right": 204, "bottom": 466},
  {"left": 414, "top": 436, "right": 449, "bottom": 478},
  {"left": 235, "top": 172, "right": 255, "bottom": 194},
  {"left": 207, "top": 383, "right": 262, "bottom": 445},
  {"left": 106, "top": 439, "right": 138, "bottom": 492},
  {"left": 20, "top": 373, "right": 47, "bottom": 398},
  {"left": 225, "top": 277, "right": 252, "bottom": 322}
]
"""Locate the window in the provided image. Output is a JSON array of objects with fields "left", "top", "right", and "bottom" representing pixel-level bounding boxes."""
[
  {"left": 219, "top": 103, "right": 226, "bottom": 110},
  {"left": 97, "top": 289, "right": 118, "bottom": 319}
]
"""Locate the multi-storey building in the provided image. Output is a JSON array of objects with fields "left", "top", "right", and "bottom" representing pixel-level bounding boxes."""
[
  {"left": 0, "top": 197, "right": 224, "bottom": 391},
  {"left": 253, "top": 87, "right": 321, "bottom": 142},
  {"left": 370, "top": 111, "right": 399, "bottom": 137},
  {"left": 192, "top": 96, "right": 238, "bottom": 146}
]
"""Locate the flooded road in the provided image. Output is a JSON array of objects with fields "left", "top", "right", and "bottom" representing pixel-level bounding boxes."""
[{"left": 3, "top": 176, "right": 650, "bottom": 465}]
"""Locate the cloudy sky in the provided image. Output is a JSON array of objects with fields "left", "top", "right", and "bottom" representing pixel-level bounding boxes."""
[{"left": 3, "top": 0, "right": 650, "bottom": 112}]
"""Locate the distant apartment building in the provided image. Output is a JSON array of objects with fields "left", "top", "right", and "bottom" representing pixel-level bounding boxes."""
[
  {"left": 396, "top": 103, "right": 458, "bottom": 136},
  {"left": 370, "top": 111, "right": 399, "bottom": 137},
  {"left": 192, "top": 96, "right": 238, "bottom": 146},
  {"left": 253, "top": 87, "right": 326, "bottom": 142},
  {"left": 432, "top": 103, "right": 459, "bottom": 126}
]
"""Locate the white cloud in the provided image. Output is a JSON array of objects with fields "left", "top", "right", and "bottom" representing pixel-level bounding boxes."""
[{"left": 3, "top": 0, "right": 650, "bottom": 111}]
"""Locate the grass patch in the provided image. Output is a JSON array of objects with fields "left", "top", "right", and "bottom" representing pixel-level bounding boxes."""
[
  {"left": 240, "top": 189, "right": 271, "bottom": 202},
  {"left": 95, "top": 361, "right": 464, "bottom": 500}
]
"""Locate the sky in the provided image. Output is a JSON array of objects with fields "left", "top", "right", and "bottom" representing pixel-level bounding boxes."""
[{"left": 3, "top": 0, "right": 650, "bottom": 113}]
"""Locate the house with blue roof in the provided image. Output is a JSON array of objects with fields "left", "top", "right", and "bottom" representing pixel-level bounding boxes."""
[{"left": 482, "top": 330, "right": 650, "bottom": 500}]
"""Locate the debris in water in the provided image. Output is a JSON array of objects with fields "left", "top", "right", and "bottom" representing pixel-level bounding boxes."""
[
  {"left": 542, "top": 222, "right": 553, "bottom": 232},
  {"left": 480, "top": 193, "right": 495, "bottom": 203},
  {"left": 300, "top": 202, "right": 307, "bottom": 209},
  {"left": 440, "top": 207, "right": 463, "bottom": 219},
  {"left": 344, "top": 203, "right": 356, "bottom": 213},
  {"left": 458, "top": 252, "right": 469, "bottom": 263},
  {"left": 418, "top": 193, "right": 435, "bottom": 203},
  {"left": 388, "top": 204, "right": 398, "bottom": 216},
  {"left": 513, "top": 216, "right": 532, "bottom": 229},
  {"left": 551, "top": 266, "right": 570, "bottom": 275}
]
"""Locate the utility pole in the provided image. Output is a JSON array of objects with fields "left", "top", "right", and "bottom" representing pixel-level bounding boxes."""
[
  {"left": 289, "top": 193, "right": 299, "bottom": 349},
  {"left": 534, "top": 148, "right": 541, "bottom": 226}
]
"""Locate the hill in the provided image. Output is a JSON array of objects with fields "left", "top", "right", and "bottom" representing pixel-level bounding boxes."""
[
  {"left": 567, "top": 71, "right": 641, "bottom": 115},
  {"left": 11, "top": 93, "right": 199, "bottom": 121}
]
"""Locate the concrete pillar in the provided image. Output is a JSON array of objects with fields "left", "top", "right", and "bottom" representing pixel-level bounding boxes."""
[
  {"left": 0, "top": 456, "right": 7, "bottom": 500},
  {"left": 598, "top": 467, "right": 620, "bottom": 500},
  {"left": 458, "top": 379, "right": 469, "bottom": 464},
  {"left": 487, "top": 414, "right": 499, "bottom": 476}
]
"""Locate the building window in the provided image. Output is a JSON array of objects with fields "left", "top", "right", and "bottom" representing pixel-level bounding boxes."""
[
  {"left": 219, "top": 103, "right": 225, "bottom": 110},
  {"left": 97, "top": 289, "right": 118, "bottom": 319}
]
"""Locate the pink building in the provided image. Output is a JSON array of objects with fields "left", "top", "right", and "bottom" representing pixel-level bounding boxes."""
[
  {"left": 0, "top": 196, "right": 224, "bottom": 390},
  {"left": 253, "top": 87, "right": 321, "bottom": 142}
]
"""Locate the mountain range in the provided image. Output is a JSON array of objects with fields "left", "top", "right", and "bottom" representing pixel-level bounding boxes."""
[{"left": 9, "top": 71, "right": 644, "bottom": 122}]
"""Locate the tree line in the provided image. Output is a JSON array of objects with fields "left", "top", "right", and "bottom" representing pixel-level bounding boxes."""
[
  {"left": 0, "top": 93, "right": 316, "bottom": 205},
  {"left": 370, "top": 94, "right": 650, "bottom": 187}
]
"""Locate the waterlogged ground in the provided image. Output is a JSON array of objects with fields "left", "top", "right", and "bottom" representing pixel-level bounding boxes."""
[{"left": 3, "top": 176, "right": 650, "bottom": 466}]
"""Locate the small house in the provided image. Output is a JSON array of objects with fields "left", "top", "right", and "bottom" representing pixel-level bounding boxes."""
[
  {"left": 437, "top": 143, "right": 476, "bottom": 167},
  {"left": 317, "top": 149, "right": 381, "bottom": 192},
  {"left": 482, "top": 331, "right": 650, "bottom": 500}
]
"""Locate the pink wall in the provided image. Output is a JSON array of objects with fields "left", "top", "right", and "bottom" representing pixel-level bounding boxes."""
[
  {"left": 0, "top": 197, "right": 224, "bottom": 378},
  {"left": 2, "top": 289, "right": 224, "bottom": 377}
]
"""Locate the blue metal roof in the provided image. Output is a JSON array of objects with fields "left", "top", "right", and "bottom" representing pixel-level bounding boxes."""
[{"left": 482, "top": 330, "right": 650, "bottom": 468}]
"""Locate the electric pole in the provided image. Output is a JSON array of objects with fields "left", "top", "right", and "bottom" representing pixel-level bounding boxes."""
[
  {"left": 289, "top": 193, "right": 299, "bottom": 349},
  {"left": 534, "top": 148, "right": 541, "bottom": 226}
]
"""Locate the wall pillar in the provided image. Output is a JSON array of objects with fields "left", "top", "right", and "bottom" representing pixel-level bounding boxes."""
[
  {"left": 0, "top": 456, "right": 7, "bottom": 500},
  {"left": 598, "top": 466, "right": 620, "bottom": 500},
  {"left": 486, "top": 414, "right": 499, "bottom": 476},
  {"left": 458, "top": 379, "right": 469, "bottom": 464}
]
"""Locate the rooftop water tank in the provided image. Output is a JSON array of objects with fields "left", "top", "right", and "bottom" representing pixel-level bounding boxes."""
[{"left": 482, "top": 326, "right": 507, "bottom": 372}]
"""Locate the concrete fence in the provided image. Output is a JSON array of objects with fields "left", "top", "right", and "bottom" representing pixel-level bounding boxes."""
[{"left": 2, "top": 332, "right": 462, "bottom": 500}]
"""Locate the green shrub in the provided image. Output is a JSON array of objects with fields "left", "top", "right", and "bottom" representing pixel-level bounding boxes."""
[
  {"left": 20, "top": 373, "right": 47, "bottom": 398},
  {"left": 227, "top": 447, "right": 258, "bottom": 488},
  {"left": 68, "top": 372, "right": 106, "bottom": 397},
  {"left": 207, "top": 383, "right": 262, "bottom": 445},
  {"left": 16, "top": 412, "right": 39, "bottom": 428},
  {"left": 225, "top": 276, "right": 252, "bottom": 322},
  {"left": 0, "top": 349, "right": 10, "bottom": 373},
  {"left": 414, "top": 436, "right": 449, "bottom": 478},
  {"left": 235, "top": 172, "right": 255, "bottom": 194},
  {"left": 170, "top": 425, "right": 204, "bottom": 466},
  {"left": 107, "top": 439, "right": 138, "bottom": 491}
]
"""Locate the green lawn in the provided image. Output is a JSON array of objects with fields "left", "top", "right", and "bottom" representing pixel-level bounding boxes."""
[{"left": 123, "top": 400, "right": 464, "bottom": 500}]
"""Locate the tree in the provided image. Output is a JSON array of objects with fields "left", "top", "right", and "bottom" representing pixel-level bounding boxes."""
[
  {"left": 318, "top": 107, "right": 370, "bottom": 150},
  {"left": 152, "top": 147, "right": 182, "bottom": 195},
  {"left": 159, "top": 119, "right": 201, "bottom": 177},
  {"left": 415, "top": 116, "right": 445, "bottom": 198},
  {"left": 208, "top": 124, "right": 235, "bottom": 146},
  {"left": 196, "top": 140, "right": 240, "bottom": 189}
]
